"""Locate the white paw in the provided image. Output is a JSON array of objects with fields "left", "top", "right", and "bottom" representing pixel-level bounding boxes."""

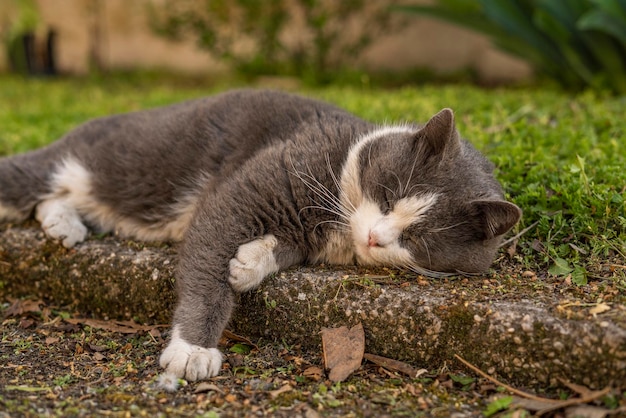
[
  {"left": 36, "top": 200, "right": 88, "bottom": 248},
  {"left": 228, "top": 234, "right": 279, "bottom": 292},
  {"left": 159, "top": 326, "right": 223, "bottom": 387}
]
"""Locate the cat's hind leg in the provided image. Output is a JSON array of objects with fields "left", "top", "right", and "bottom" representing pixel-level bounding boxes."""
[
  {"left": 35, "top": 199, "right": 88, "bottom": 248},
  {"left": 35, "top": 158, "right": 93, "bottom": 248}
]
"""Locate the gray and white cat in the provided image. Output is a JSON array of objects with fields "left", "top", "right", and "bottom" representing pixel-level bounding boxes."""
[{"left": 0, "top": 89, "right": 521, "bottom": 389}]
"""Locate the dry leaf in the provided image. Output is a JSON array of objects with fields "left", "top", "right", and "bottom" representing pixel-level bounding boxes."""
[
  {"left": 363, "top": 353, "right": 424, "bottom": 378},
  {"left": 321, "top": 323, "right": 365, "bottom": 382},
  {"left": 511, "top": 396, "right": 560, "bottom": 411},
  {"left": 506, "top": 241, "right": 518, "bottom": 257},
  {"left": 589, "top": 303, "right": 610, "bottom": 316},
  {"left": 88, "top": 344, "right": 107, "bottom": 352},
  {"left": 558, "top": 378, "right": 593, "bottom": 397},
  {"left": 45, "top": 337, "right": 60, "bottom": 345},
  {"left": 304, "top": 407, "right": 322, "bottom": 418},
  {"left": 4, "top": 299, "right": 43, "bottom": 318},
  {"left": 19, "top": 318, "right": 35, "bottom": 329},
  {"left": 303, "top": 366, "right": 324, "bottom": 381},
  {"left": 564, "top": 405, "right": 610, "bottom": 418},
  {"left": 269, "top": 384, "right": 293, "bottom": 399},
  {"left": 194, "top": 382, "right": 224, "bottom": 394}
]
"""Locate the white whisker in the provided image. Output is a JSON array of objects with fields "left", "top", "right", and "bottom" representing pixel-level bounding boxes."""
[
  {"left": 406, "top": 261, "right": 454, "bottom": 278},
  {"left": 299, "top": 204, "right": 350, "bottom": 222},
  {"left": 388, "top": 171, "right": 404, "bottom": 198},
  {"left": 288, "top": 156, "right": 353, "bottom": 234},
  {"left": 313, "top": 220, "right": 350, "bottom": 233},
  {"left": 325, "top": 154, "right": 357, "bottom": 214},
  {"left": 404, "top": 155, "right": 420, "bottom": 196},
  {"left": 376, "top": 181, "right": 397, "bottom": 199},
  {"left": 420, "top": 236, "right": 432, "bottom": 267}
]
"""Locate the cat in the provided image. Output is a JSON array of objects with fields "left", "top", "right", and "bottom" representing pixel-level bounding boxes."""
[{"left": 0, "top": 89, "right": 521, "bottom": 390}]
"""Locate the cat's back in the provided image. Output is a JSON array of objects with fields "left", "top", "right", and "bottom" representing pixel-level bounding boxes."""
[
  {"left": 64, "top": 89, "right": 357, "bottom": 162},
  {"left": 43, "top": 90, "right": 366, "bottom": 228}
]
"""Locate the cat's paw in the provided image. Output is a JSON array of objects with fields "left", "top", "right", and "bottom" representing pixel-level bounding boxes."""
[
  {"left": 158, "top": 327, "right": 222, "bottom": 391},
  {"left": 35, "top": 200, "right": 88, "bottom": 248},
  {"left": 228, "top": 234, "right": 279, "bottom": 292}
]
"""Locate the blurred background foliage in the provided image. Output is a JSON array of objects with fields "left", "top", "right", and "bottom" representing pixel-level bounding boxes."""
[
  {"left": 148, "top": 0, "right": 403, "bottom": 84},
  {"left": 4, "top": 0, "right": 626, "bottom": 93},
  {"left": 396, "top": 0, "right": 626, "bottom": 94}
]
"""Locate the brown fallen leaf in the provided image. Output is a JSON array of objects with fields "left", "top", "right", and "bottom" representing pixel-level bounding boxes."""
[
  {"left": 19, "top": 318, "right": 35, "bottom": 329},
  {"left": 363, "top": 353, "right": 426, "bottom": 378},
  {"left": 558, "top": 378, "right": 594, "bottom": 397},
  {"left": 269, "top": 384, "right": 293, "bottom": 399},
  {"left": 564, "top": 405, "right": 611, "bottom": 418},
  {"left": 93, "top": 352, "right": 106, "bottom": 361},
  {"left": 4, "top": 299, "right": 43, "bottom": 318},
  {"left": 302, "top": 366, "right": 324, "bottom": 381},
  {"left": 195, "top": 382, "right": 225, "bottom": 394},
  {"left": 45, "top": 337, "right": 60, "bottom": 345},
  {"left": 589, "top": 303, "right": 611, "bottom": 316},
  {"left": 321, "top": 323, "right": 365, "bottom": 382}
]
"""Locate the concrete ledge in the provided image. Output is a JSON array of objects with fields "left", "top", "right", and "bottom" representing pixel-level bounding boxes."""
[{"left": 1, "top": 225, "right": 624, "bottom": 390}]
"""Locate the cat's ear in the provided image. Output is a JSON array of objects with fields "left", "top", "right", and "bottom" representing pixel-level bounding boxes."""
[
  {"left": 470, "top": 200, "right": 522, "bottom": 239},
  {"left": 416, "top": 108, "right": 460, "bottom": 156}
]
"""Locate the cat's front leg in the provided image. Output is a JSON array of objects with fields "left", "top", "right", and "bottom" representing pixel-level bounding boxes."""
[
  {"left": 158, "top": 265, "right": 236, "bottom": 391},
  {"left": 158, "top": 325, "right": 223, "bottom": 388},
  {"left": 228, "top": 234, "right": 280, "bottom": 292},
  {"left": 228, "top": 234, "right": 305, "bottom": 292}
]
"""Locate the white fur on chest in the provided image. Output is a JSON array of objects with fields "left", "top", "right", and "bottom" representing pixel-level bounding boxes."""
[{"left": 314, "top": 229, "right": 355, "bottom": 265}]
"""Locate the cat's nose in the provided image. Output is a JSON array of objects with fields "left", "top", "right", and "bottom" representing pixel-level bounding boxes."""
[{"left": 368, "top": 231, "right": 381, "bottom": 247}]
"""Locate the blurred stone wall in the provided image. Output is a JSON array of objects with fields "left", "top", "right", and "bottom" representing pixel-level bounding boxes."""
[{"left": 0, "top": 0, "right": 530, "bottom": 82}]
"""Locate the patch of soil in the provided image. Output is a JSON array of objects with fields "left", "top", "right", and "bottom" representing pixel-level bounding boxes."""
[{"left": 2, "top": 301, "right": 624, "bottom": 417}]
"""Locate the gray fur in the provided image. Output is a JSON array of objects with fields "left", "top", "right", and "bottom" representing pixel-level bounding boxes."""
[{"left": 0, "top": 90, "right": 521, "bottom": 370}]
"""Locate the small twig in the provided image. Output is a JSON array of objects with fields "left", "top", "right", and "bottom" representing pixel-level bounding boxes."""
[
  {"left": 500, "top": 220, "right": 540, "bottom": 248},
  {"left": 536, "top": 387, "right": 612, "bottom": 416},
  {"left": 453, "top": 354, "right": 561, "bottom": 404},
  {"left": 558, "top": 301, "right": 599, "bottom": 308},
  {"left": 455, "top": 354, "right": 614, "bottom": 415}
]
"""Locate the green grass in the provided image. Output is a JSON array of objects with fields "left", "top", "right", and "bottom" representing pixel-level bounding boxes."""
[{"left": 0, "top": 73, "right": 624, "bottom": 285}]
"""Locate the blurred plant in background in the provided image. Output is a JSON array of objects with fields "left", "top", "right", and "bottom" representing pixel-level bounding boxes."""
[
  {"left": 148, "top": 0, "right": 403, "bottom": 84},
  {"left": 397, "top": 0, "right": 626, "bottom": 94},
  {"left": 1, "top": 0, "right": 41, "bottom": 73}
]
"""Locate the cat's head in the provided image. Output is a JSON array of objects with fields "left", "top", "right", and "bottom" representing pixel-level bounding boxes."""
[{"left": 340, "top": 108, "right": 521, "bottom": 277}]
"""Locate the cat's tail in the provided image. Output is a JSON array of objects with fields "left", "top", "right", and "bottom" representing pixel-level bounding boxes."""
[{"left": 0, "top": 146, "right": 60, "bottom": 222}]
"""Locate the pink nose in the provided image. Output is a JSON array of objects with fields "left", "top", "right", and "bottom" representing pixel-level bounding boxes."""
[{"left": 368, "top": 232, "right": 379, "bottom": 247}]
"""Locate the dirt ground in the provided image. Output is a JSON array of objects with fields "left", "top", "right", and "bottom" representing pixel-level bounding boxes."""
[
  {"left": 1, "top": 293, "right": 624, "bottom": 417},
  {"left": 1, "top": 301, "right": 489, "bottom": 417}
]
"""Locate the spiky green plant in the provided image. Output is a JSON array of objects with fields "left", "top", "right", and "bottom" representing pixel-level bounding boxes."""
[{"left": 396, "top": 0, "right": 626, "bottom": 94}]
